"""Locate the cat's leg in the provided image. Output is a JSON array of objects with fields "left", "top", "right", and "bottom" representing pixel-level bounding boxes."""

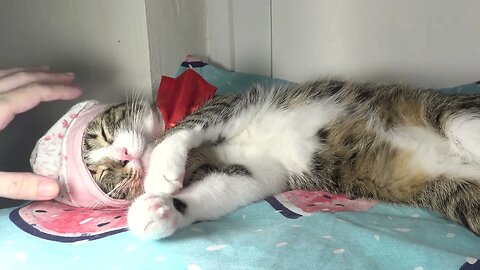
[
  {"left": 144, "top": 94, "right": 257, "bottom": 194},
  {"left": 417, "top": 177, "right": 480, "bottom": 235},
  {"left": 423, "top": 94, "right": 480, "bottom": 161},
  {"left": 446, "top": 115, "right": 480, "bottom": 161},
  {"left": 129, "top": 169, "right": 285, "bottom": 239}
]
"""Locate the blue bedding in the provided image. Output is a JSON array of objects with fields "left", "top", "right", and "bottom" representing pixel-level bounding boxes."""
[
  {"left": 1, "top": 196, "right": 479, "bottom": 270},
  {"left": 1, "top": 58, "right": 479, "bottom": 270}
]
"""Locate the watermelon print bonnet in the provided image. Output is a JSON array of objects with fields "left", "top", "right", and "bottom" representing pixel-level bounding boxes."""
[{"left": 30, "top": 100, "right": 130, "bottom": 209}]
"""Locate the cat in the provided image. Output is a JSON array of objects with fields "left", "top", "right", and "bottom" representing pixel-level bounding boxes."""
[{"left": 82, "top": 78, "right": 480, "bottom": 239}]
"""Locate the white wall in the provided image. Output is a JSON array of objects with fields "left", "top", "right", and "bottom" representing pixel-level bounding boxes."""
[
  {"left": 206, "top": 0, "right": 480, "bottom": 88},
  {"left": 0, "top": 0, "right": 153, "bottom": 102},
  {"left": 205, "top": 0, "right": 271, "bottom": 76},
  {"left": 272, "top": 0, "right": 480, "bottom": 88},
  {"left": 146, "top": 0, "right": 208, "bottom": 95}
]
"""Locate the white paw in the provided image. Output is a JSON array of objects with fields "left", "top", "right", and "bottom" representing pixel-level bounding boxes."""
[
  {"left": 144, "top": 136, "right": 188, "bottom": 194},
  {"left": 127, "top": 193, "right": 180, "bottom": 239}
]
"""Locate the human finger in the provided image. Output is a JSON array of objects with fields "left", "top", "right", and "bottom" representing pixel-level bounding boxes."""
[
  {"left": 0, "top": 83, "right": 82, "bottom": 129},
  {"left": 0, "top": 70, "right": 75, "bottom": 93},
  {"left": 0, "top": 66, "right": 50, "bottom": 78},
  {"left": 0, "top": 172, "right": 59, "bottom": 200}
]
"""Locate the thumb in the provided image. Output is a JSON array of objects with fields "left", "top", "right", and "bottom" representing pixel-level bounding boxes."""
[{"left": 0, "top": 172, "right": 59, "bottom": 200}]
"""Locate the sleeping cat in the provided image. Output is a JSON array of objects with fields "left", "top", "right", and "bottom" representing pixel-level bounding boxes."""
[{"left": 82, "top": 78, "right": 480, "bottom": 239}]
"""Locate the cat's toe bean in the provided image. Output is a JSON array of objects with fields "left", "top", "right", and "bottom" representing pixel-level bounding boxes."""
[
  {"left": 127, "top": 193, "right": 179, "bottom": 239},
  {"left": 147, "top": 199, "right": 164, "bottom": 212}
]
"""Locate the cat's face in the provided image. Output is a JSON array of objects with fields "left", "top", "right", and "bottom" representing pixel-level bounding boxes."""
[{"left": 82, "top": 102, "right": 164, "bottom": 200}]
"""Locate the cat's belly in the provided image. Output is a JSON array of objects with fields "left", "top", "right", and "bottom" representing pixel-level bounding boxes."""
[{"left": 218, "top": 101, "right": 344, "bottom": 176}]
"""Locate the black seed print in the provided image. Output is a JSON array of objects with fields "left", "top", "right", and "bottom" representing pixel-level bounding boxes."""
[
  {"left": 323, "top": 194, "right": 332, "bottom": 199},
  {"left": 307, "top": 204, "right": 316, "bottom": 207},
  {"left": 97, "top": 222, "right": 110, "bottom": 227},
  {"left": 35, "top": 210, "right": 47, "bottom": 213},
  {"left": 114, "top": 216, "right": 122, "bottom": 219},
  {"left": 334, "top": 203, "right": 345, "bottom": 207},
  {"left": 63, "top": 209, "right": 75, "bottom": 211}
]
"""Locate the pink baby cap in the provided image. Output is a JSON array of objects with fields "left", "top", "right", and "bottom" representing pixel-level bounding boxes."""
[{"left": 30, "top": 100, "right": 131, "bottom": 209}]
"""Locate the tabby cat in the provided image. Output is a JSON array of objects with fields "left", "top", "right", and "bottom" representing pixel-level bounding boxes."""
[{"left": 82, "top": 79, "right": 480, "bottom": 239}]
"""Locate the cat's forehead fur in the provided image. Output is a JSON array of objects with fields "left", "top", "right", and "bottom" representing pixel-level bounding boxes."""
[{"left": 83, "top": 103, "right": 149, "bottom": 149}]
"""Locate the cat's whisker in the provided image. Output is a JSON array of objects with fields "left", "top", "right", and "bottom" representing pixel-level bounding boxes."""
[
  {"left": 126, "top": 91, "right": 148, "bottom": 132},
  {"left": 108, "top": 178, "right": 130, "bottom": 196},
  {"left": 109, "top": 170, "right": 144, "bottom": 199}
]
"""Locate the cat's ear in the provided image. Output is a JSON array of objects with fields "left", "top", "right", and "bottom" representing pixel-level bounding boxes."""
[{"left": 144, "top": 104, "right": 165, "bottom": 137}]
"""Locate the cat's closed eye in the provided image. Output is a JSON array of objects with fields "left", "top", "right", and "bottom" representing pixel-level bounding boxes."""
[{"left": 100, "top": 122, "right": 114, "bottom": 144}]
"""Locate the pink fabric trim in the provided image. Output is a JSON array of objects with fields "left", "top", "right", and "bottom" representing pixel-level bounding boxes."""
[{"left": 63, "top": 105, "right": 130, "bottom": 208}]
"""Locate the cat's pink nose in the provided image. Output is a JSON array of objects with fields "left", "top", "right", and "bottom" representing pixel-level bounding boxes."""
[{"left": 119, "top": 147, "right": 134, "bottom": 161}]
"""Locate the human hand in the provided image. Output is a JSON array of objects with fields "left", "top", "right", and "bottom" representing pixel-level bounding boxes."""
[
  {"left": 0, "top": 66, "right": 82, "bottom": 200},
  {"left": 0, "top": 66, "right": 82, "bottom": 129}
]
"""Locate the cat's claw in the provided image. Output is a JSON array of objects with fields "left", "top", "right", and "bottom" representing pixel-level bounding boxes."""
[
  {"left": 127, "top": 193, "right": 179, "bottom": 239},
  {"left": 144, "top": 169, "right": 184, "bottom": 195},
  {"left": 162, "top": 175, "right": 184, "bottom": 190}
]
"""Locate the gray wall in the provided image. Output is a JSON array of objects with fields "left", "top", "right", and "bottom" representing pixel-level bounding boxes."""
[{"left": 0, "top": 0, "right": 207, "bottom": 207}]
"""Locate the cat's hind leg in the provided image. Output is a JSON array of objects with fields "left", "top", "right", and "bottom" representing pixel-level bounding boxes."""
[
  {"left": 448, "top": 115, "right": 480, "bottom": 161},
  {"left": 417, "top": 177, "right": 480, "bottom": 235},
  {"left": 419, "top": 94, "right": 480, "bottom": 162}
]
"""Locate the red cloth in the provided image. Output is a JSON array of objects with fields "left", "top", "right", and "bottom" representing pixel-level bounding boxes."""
[{"left": 156, "top": 69, "right": 217, "bottom": 129}]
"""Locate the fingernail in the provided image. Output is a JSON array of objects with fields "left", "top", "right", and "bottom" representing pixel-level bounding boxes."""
[
  {"left": 65, "top": 72, "right": 75, "bottom": 77},
  {"left": 37, "top": 178, "right": 59, "bottom": 200},
  {"left": 72, "top": 87, "right": 83, "bottom": 96}
]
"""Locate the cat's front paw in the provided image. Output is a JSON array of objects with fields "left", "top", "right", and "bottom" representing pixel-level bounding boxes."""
[
  {"left": 127, "top": 193, "right": 180, "bottom": 239},
  {"left": 144, "top": 136, "right": 188, "bottom": 194}
]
